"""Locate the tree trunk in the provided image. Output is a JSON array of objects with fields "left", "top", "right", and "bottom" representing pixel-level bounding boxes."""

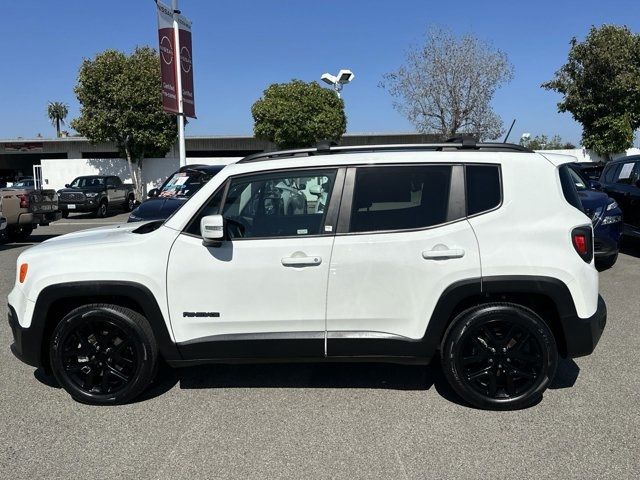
[
  {"left": 56, "top": 118, "right": 61, "bottom": 138},
  {"left": 124, "top": 146, "right": 141, "bottom": 201}
]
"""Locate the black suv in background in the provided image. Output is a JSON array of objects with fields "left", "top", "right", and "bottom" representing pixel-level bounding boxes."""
[
  {"left": 58, "top": 175, "right": 135, "bottom": 218},
  {"left": 598, "top": 156, "right": 640, "bottom": 239},
  {"left": 128, "top": 164, "right": 225, "bottom": 222}
]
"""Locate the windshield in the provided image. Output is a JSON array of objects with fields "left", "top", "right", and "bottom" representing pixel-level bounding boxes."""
[
  {"left": 13, "top": 180, "right": 34, "bottom": 188},
  {"left": 70, "top": 176, "right": 105, "bottom": 188},
  {"left": 159, "top": 170, "right": 216, "bottom": 198},
  {"left": 567, "top": 168, "right": 588, "bottom": 191}
]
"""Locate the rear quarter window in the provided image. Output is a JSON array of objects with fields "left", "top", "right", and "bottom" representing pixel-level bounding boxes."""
[
  {"left": 466, "top": 165, "right": 501, "bottom": 216},
  {"left": 558, "top": 165, "right": 584, "bottom": 212}
]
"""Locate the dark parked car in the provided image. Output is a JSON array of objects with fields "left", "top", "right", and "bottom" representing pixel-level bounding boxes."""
[
  {"left": 128, "top": 164, "right": 225, "bottom": 222},
  {"left": 58, "top": 175, "right": 135, "bottom": 218},
  {"left": 567, "top": 164, "right": 623, "bottom": 270},
  {"left": 597, "top": 155, "right": 640, "bottom": 240},
  {"left": 570, "top": 161, "right": 605, "bottom": 182}
]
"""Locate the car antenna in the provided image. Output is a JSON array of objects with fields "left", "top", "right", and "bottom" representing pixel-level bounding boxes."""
[{"left": 503, "top": 119, "right": 516, "bottom": 143}]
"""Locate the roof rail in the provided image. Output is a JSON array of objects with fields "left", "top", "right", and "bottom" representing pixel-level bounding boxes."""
[{"left": 237, "top": 141, "right": 532, "bottom": 164}]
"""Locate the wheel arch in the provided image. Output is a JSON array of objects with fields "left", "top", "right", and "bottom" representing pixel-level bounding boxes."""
[
  {"left": 32, "top": 281, "right": 180, "bottom": 372},
  {"left": 424, "top": 276, "right": 575, "bottom": 359}
]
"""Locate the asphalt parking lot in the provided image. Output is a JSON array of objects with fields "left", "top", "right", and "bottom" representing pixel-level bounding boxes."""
[{"left": 0, "top": 214, "right": 639, "bottom": 480}]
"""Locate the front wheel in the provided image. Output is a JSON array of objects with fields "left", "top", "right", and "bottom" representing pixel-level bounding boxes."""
[
  {"left": 95, "top": 200, "right": 108, "bottom": 218},
  {"left": 124, "top": 194, "right": 136, "bottom": 212},
  {"left": 49, "top": 304, "right": 158, "bottom": 405},
  {"left": 441, "top": 303, "right": 557, "bottom": 410}
]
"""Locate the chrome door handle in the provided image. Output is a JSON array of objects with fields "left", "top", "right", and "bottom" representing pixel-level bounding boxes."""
[
  {"left": 422, "top": 248, "right": 465, "bottom": 260},
  {"left": 281, "top": 255, "right": 322, "bottom": 267}
]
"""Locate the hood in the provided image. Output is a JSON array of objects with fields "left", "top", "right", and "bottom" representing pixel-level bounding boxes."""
[
  {"left": 58, "top": 186, "right": 104, "bottom": 194},
  {"left": 129, "top": 196, "right": 186, "bottom": 221},
  {"left": 28, "top": 222, "right": 144, "bottom": 254},
  {"left": 578, "top": 189, "right": 610, "bottom": 213}
]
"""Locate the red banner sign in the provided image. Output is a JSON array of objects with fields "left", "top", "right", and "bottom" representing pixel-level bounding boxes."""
[
  {"left": 157, "top": 1, "right": 179, "bottom": 114},
  {"left": 177, "top": 14, "right": 196, "bottom": 118}
]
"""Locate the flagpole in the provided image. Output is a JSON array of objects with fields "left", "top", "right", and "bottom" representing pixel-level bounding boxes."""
[{"left": 172, "top": 0, "right": 186, "bottom": 167}]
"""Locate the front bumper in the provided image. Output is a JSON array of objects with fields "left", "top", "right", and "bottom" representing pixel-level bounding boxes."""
[
  {"left": 8, "top": 303, "right": 42, "bottom": 368},
  {"left": 59, "top": 199, "right": 99, "bottom": 212},
  {"left": 561, "top": 295, "right": 607, "bottom": 358}
]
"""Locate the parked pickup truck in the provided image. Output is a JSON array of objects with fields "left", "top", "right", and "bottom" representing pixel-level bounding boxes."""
[
  {"left": 0, "top": 182, "right": 61, "bottom": 241},
  {"left": 58, "top": 175, "right": 135, "bottom": 218}
]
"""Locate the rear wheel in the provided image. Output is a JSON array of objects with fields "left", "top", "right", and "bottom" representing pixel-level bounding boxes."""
[
  {"left": 595, "top": 253, "right": 618, "bottom": 271},
  {"left": 49, "top": 304, "right": 158, "bottom": 405},
  {"left": 441, "top": 303, "right": 557, "bottom": 410},
  {"left": 6, "top": 224, "right": 34, "bottom": 242}
]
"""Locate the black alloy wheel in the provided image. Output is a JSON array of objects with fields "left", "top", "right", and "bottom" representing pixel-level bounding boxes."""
[
  {"left": 441, "top": 303, "right": 557, "bottom": 410},
  {"left": 50, "top": 304, "right": 157, "bottom": 404}
]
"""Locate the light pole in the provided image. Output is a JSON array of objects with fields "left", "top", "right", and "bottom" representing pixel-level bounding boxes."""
[{"left": 320, "top": 69, "right": 355, "bottom": 98}]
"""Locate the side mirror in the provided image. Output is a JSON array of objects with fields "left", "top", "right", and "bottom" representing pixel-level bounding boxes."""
[
  {"left": 309, "top": 185, "right": 323, "bottom": 196},
  {"left": 64, "top": 184, "right": 69, "bottom": 188},
  {"left": 589, "top": 180, "right": 602, "bottom": 190},
  {"left": 200, "top": 214, "right": 224, "bottom": 247},
  {"left": 148, "top": 188, "right": 159, "bottom": 198}
]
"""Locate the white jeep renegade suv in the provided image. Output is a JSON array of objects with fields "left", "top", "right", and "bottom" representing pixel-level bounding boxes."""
[{"left": 8, "top": 140, "right": 607, "bottom": 409}]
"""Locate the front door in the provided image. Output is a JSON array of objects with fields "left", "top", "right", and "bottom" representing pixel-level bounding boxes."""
[
  {"left": 325, "top": 164, "right": 481, "bottom": 355},
  {"left": 166, "top": 167, "right": 343, "bottom": 358},
  {"left": 603, "top": 160, "right": 640, "bottom": 231}
]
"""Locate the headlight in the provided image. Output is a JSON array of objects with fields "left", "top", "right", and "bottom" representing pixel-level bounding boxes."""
[
  {"left": 85, "top": 192, "right": 99, "bottom": 198},
  {"left": 602, "top": 215, "right": 622, "bottom": 225},
  {"left": 606, "top": 200, "right": 618, "bottom": 211}
]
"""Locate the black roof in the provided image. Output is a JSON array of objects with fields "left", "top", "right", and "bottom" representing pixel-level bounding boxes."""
[
  {"left": 237, "top": 139, "right": 531, "bottom": 164},
  {"left": 177, "top": 164, "right": 226, "bottom": 174},
  {"left": 606, "top": 155, "right": 640, "bottom": 164}
]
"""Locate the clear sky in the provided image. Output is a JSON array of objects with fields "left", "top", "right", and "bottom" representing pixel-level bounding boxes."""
[{"left": 2, "top": 0, "right": 639, "bottom": 145}]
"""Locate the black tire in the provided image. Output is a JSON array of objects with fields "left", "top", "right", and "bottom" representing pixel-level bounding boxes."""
[
  {"left": 49, "top": 304, "right": 158, "bottom": 405},
  {"left": 6, "top": 224, "right": 34, "bottom": 242},
  {"left": 595, "top": 253, "right": 618, "bottom": 271},
  {"left": 124, "top": 194, "right": 136, "bottom": 212},
  {"left": 95, "top": 200, "right": 108, "bottom": 218},
  {"left": 441, "top": 303, "right": 557, "bottom": 410},
  {"left": 61, "top": 210, "right": 69, "bottom": 219}
]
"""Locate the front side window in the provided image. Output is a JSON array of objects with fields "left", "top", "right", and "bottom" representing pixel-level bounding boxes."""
[
  {"left": 349, "top": 165, "right": 452, "bottom": 233},
  {"left": 188, "top": 169, "right": 337, "bottom": 239},
  {"left": 615, "top": 162, "right": 639, "bottom": 185}
]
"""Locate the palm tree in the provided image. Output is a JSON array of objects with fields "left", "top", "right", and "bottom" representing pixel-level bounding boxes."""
[{"left": 47, "top": 101, "right": 69, "bottom": 138}]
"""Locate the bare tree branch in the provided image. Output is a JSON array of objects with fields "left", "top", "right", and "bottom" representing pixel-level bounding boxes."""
[{"left": 380, "top": 26, "right": 514, "bottom": 140}]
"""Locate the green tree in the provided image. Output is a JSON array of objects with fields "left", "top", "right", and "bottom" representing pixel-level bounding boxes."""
[
  {"left": 71, "top": 47, "right": 177, "bottom": 199},
  {"left": 252, "top": 80, "right": 346, "bottom": 149},
  {"left": 520, "top": 134, "right": 575, "bottom": 150},
  {"left": 47, "top": 101, "right": 69, "bottom": 138},
  {"left": 543, "top": 25, "right": 640, "bottom": 158}
]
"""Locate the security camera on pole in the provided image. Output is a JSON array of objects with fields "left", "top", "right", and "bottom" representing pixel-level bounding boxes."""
[
  {"left": 156, "top": 0, "right": 196, "bottom": 168},
  {"left": 320, "top": 69, "right": 355, "bottom": 98}
]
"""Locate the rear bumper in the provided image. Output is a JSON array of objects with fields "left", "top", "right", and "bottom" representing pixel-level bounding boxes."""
[
  {"left": 594, "top": 223, "right": 622, "bottom": 257},
  {"left": 561, "top": 295, "right": 607, "bottom": 358}
]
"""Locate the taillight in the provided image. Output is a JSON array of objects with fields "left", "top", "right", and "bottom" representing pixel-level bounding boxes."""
[
  {"left": 17, "top": 194, "right": 29, "bottom": 209},
  {"left": 571, "top": 226, "right": 593, "bottom": 263}
]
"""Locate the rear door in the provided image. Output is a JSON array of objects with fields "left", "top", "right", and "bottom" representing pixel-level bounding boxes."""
[{"left": 325, "top": 163, "right": 482, "bottom": 355}]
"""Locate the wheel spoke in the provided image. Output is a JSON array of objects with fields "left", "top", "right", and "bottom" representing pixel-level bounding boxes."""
[
  {"left": 462, "top": 353, "right": 487, "bottom": 365},
  {"left": 511, "top": 367, "right": 536, "bottom": 380},
  {"left": 505, "top": 370, "right": 516, "bottom": 396},
  {"left": 487, "top": 371, "right": 498, "bottom": 397},
  {"left": 106, "top": 365, "right": 130, "bottom": 382},
  {"left": 466, "top": 365, "right": 492, "bottom": 381}
]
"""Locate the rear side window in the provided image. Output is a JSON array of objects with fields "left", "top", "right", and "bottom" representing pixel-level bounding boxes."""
[
  {"left": 559, "top": 165, "right": 584, "bottom": 212},
  {"left": 349, "top": 165, "right": 452, "bottom": 233},
  {"left": 602, "top": 164, "right": 618, "bottom": 183},
  {"left": 466, "top": 165, "right": 501, "bottom": 216}
]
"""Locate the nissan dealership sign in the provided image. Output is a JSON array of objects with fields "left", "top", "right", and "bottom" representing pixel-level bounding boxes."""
[{"left": 157, "top": 1, "right": 196, "bottom": 118}]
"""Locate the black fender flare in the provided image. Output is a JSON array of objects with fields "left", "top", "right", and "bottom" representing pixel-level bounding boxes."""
[{"left": 23, "top": 281, "right": 181, "bottom": 368}]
